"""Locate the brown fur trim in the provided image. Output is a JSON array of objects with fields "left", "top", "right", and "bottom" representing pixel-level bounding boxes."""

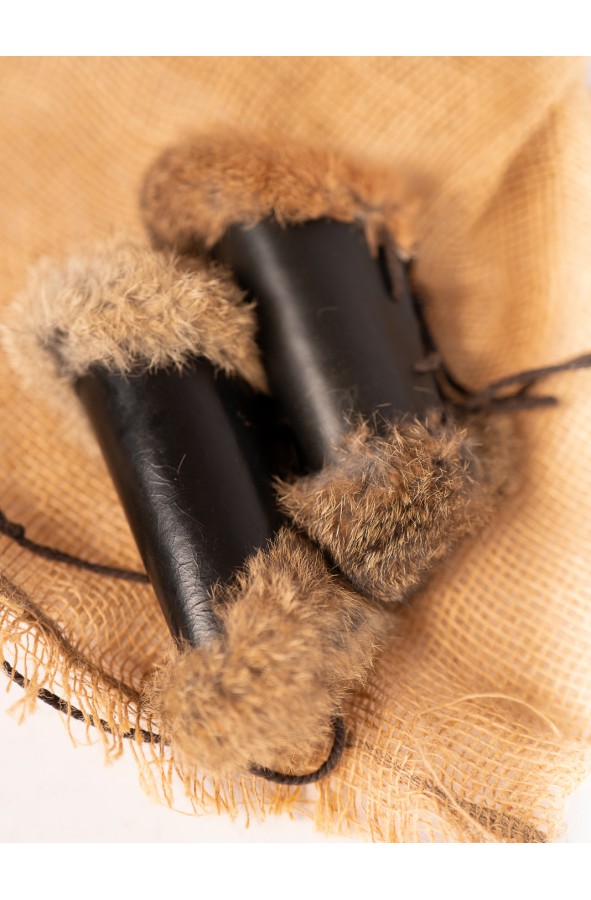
[
  {"left": 1, "top": 235, "right": 267, "bottom": 397},
  {"left": 145, "top": 528, "right": 391, "bottom": 775},
  {"left": 141, "top": 132, "right": 421, "bottom": 256},
  {"left": 277, "top": 413, "right": 516, "bottom": 605}
]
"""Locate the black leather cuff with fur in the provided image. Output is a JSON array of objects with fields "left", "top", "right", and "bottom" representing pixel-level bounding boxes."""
[
  {"left": 141, "top": 134, "right": 515, "bottom": 605},
  {"left": 1, "top": 235, "right": 391, "bottom": 777}
]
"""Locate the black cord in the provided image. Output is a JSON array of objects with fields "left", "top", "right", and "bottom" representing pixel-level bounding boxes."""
[
  {"left": 411, "top": 337, "right": 591, "bottom": 415},
  {"left": 401, "top": 249, "right": 591, "bottom": 415},
  {"left": 1, "top": 658, "right": 159, "bottom": 742},
  {"left": 1, "top": 656, "right": 345, "bottom": 785},
  {"left": 249, "top": 716, "right": 346, "bottom": 785},
  {"left": 0, "top": 508, "right": 149, "bottom": 583}
]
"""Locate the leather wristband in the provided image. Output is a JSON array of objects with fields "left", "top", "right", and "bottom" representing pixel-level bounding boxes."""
[
  {"left": 215, "top": 217, "right": 441, "bottom": 471},
  {"left": 75, "top": 360, "right": 281, "bottom": 645}
]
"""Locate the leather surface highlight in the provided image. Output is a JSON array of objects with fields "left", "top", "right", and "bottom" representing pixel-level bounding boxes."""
[
  {"left": 76, "top": 360, "right": 283, "bottom": 646},
  {"left": 215, "top": 218, "right": 440, "bottom": 470}
]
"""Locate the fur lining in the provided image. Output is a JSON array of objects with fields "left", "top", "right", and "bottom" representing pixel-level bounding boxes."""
[
  {"left": 277, "top": 414, "right": 516, "bottom": 605},
  {"left": 146, "top": 528, "right": 390, "bottom": 775},
  {"left": 1, "top": 235, "right": 267, "bottom": 396},
  {"left": 141, "top": 132, "right": 421, "bottom": 256}
]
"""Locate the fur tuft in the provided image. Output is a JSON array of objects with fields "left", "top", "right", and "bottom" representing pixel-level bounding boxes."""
[
  {"left": 145, "top": 529, "right": 390, "bottom": 775},
  {"left": 1, "top": 235, "right": 267, "bottom": 395},
  {"left": 277, "top": 413, "right": 516, "bottom": 605},
  {"left": 141, "top": 132, "right": 421, "bottom": 256}
]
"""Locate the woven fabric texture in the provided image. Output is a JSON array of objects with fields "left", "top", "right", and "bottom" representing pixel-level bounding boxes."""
[{"left": 1, "top": 56, "right": 590, "bottom": 842}]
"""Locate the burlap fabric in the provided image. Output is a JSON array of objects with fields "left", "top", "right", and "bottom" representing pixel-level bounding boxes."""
[{"left": 1, "top": 57, "right": 590, "bottom": 842}]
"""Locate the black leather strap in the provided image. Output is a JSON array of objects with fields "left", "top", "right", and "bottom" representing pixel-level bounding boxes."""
[{"left": 215, "top": 218, "right": 441, "bottom": 471}]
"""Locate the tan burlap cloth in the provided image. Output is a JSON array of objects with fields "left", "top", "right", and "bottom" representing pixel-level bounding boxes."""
[{"left": 1, "top": 57, "right": 591, "bottom": 842}]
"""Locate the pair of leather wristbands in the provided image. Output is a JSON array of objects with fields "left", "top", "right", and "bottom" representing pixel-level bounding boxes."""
[{"left": 3, "top": 135, "right": 513, "bottom": 778}]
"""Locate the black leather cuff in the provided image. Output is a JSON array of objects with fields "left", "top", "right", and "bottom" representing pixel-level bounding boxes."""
[
  {"left": 215, "top": 217, "right": 441, "bottom": 471},
  {"left": 76, "top": 360, "right": 282, "bottom": 646}
]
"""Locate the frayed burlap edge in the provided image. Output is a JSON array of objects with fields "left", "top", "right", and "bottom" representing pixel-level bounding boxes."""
[
  {"left": 0, "top": 571, "right": 315, "bottom": 824},
  {"left": 3, "top": 565, "right": 590, "bottom": 842}
]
